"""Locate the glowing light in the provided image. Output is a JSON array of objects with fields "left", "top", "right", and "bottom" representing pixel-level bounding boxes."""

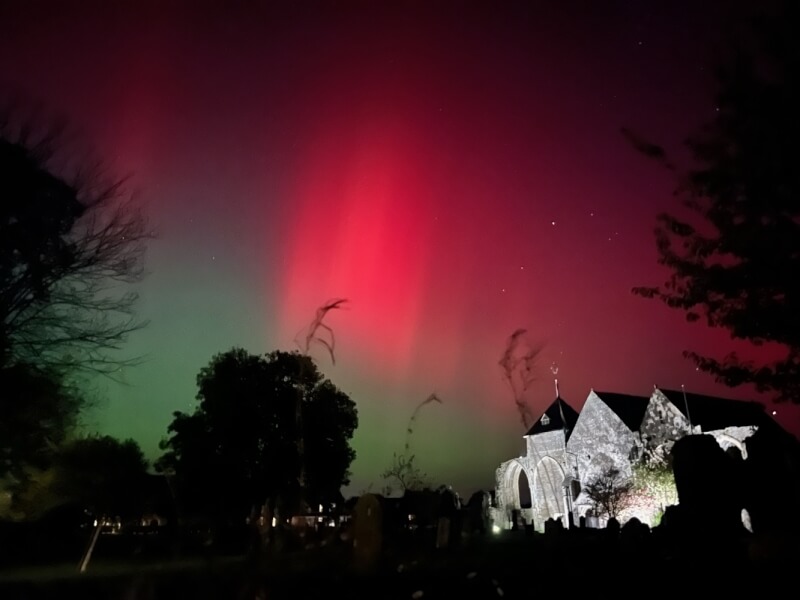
[{"left": 492, "top": 524, "right": 501, "bottom": 534}]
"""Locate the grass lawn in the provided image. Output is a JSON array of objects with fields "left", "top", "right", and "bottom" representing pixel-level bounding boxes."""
[{"left": 0, "top": 529, "right": 795, "bottom": 599}]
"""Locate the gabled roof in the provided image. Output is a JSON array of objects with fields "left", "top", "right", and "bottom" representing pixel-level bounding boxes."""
[
  {"left": 525, "top": 397, "right": 580, "bottom": 439},
  {"left": 592, "top": 391, "right": 651, "bottom": 432},
  {"left": 658, "top": 388, "right": 769, "bottom": 432}
]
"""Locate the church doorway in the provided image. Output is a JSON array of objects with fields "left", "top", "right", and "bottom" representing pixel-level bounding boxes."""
[{"left": 517, "top": 468, "right": 532, "bottom": 509}]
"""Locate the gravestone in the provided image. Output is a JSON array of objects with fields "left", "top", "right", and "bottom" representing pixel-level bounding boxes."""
[
  {"left": 436, "top": 517, "right": 450, "bottom": 549},
  {"left": 352, "top": 494, "right": 383, "bottom": 573},
  {"left": 672, "top": 434, "right": 743, "bottom": 534}
]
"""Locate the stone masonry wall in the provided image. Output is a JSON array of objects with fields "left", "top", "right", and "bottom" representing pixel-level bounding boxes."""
[
  {"left": 640, "top": 389, "right": 693, "bottom": 461},
  {"left": 525, "top": 430, "right": 569, "bottom": 528},
  {"left": 567, "top": 391, "right": 639, "bottom": 486},
  {"left": 707, "top": 425, "right": 758, "bottom": 459}
]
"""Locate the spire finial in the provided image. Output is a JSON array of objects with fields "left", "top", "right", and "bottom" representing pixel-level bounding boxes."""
[{"left": 551, "top": 362, "right": 559, "bottom": 397}]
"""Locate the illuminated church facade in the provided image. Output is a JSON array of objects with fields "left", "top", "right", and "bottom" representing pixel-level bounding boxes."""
[{"left": 492, "top": 385, "right": 775, "bottom": 530}]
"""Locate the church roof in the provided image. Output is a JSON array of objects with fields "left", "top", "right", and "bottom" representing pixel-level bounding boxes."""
[
  {"left": 593, "top": 391, "right": 651, "bottom": 431},
  {"left": 525, "top": 397, "right": 580, "bottom": 439},
  {"left": 658, "top": 388, "right": 769, "bottom": 432}
]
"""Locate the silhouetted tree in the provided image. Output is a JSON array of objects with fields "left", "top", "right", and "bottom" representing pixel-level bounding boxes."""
[
  {"left": 630, "top": 2, "right": 800, "bottom": 402},
  {"left": 8, "top": 434, "right": 149, "bottom": 572},
  {"left": 382, "top": 452, "right": 430, "bottom": 493},
  {"left": 0, "top": 362, "right": 81, "bottom": 482},
  {"left": 157, "top": 348, "right": 358, "bottom": 525},
  {"left": 0, "top": 111, "right": 150, "bottom": 376},
  {"left": 47, "top": 435, "right": 148, "bottom": 519},
  {"left": 584, "top": 467, "right": 632, "bottom": 520}
]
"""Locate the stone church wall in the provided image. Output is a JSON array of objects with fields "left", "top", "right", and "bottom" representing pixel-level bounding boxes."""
[
  {"left": 526, "top": 430, "right": 569, "bottom": 527},
  {"left": 567, "top": 391, "right": 639, "bottom": 485},
  {"left": 640, "top": 389, "right": 693, "bottom": 461},
  {"left": 707, "top": 425, "right": 758, "bottom": 459}
]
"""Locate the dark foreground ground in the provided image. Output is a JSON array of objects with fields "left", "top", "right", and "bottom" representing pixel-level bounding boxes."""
[{"left": 0, "top": 529, "right": 796, "bottom": 600}]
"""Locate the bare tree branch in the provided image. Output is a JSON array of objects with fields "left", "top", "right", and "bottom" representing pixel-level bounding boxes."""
[
  {"left": 584, "top": 467, "right": 633, "bottom": 520},
  {"left": 381, "top": 452, "right": 430, "bottom": 493},
  {"left": 1, "top": 109, "right": 152, "bottom": 377}
]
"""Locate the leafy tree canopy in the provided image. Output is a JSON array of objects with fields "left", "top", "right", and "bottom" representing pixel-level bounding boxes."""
[
  {"left": 0, "top": 362, "right": 81, "bottom": 482},
  {"left": 631, "top": 2, "right": 800, "bottom": 402},
  {"left": 157, "top": 348, "right": 358, "bottom": 522},
  {"left": 12, "top": 435, "right": 149, "bottom": 520}
]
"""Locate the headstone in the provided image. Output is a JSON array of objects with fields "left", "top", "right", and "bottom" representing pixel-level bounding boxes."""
[
  {"left": 436, "top": 517, "right": 450, "bottom": 549},
  {"left": 352, "top": 494, "right": 382, "bottom": 573},
  {"left": 672, "top": 434, "right": 744, "bottom": 540},
  {"left": 606, "top": 517, "right": 620, "bottom": 536}
]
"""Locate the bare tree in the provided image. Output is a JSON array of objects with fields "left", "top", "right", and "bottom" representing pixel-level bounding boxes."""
[
  {"left": 499, "top": 329, "right": 542, "bottom": 429},
  {"left": 382, "top": 392, "right": 442, "bottom": 494},
  {"left": 583, "top": 467, "right": 633, "bottom": 520},
  {"left": 381, "top": 452, "right": 430, "bottom": 494},
  {"left": 1, "top": 111, "right": 151, "bottom": 376}
]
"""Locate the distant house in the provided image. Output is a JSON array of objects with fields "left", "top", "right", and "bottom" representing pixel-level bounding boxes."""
[{"left": 493, "top": 386, "right": 786, "bottom": 531}]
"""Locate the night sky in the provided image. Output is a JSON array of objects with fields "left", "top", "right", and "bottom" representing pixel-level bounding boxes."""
[{"left": 2, "top": 0, "right": 798, "bottom": 497}]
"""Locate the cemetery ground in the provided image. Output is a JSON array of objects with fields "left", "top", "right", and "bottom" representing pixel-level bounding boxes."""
[{"left": 0, "top": 526, "right": 796, "bottom": 599}]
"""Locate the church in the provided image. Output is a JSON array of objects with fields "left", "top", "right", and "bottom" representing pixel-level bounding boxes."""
[{"left": 492, "top": 385, "right": 780, "bottom": 530}]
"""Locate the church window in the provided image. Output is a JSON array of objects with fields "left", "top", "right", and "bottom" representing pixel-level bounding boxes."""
[{"left": 540, "top": 414, "right": 550, "bottom": 426}]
